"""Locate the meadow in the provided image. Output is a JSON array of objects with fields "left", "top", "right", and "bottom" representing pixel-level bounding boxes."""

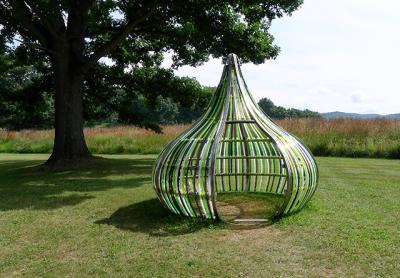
[
  {"left": 1, "top": 118, "right": 400, "bottom": 158},
  {"left": 0, "top": 153, "right": 399, "bottom": 277}
]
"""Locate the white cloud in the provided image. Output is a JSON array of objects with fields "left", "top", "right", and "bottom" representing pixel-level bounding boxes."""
[{"left": 350, "top": 90, "right": 367, "bottom": 104}]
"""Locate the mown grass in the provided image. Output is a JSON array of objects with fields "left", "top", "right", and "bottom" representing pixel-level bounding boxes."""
[
  {"left": 0, "top": 153, "right": 399, "bottom": 277},
  {"left": 1, "top": 119, "right": 400, "bottom": 158}
]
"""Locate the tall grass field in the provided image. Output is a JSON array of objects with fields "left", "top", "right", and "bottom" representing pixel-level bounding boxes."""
[{"left": 1, "top": 119, "right": 400, "bottom": 158}]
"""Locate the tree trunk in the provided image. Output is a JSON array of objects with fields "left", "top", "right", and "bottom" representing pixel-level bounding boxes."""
[{"left": 46, "top": 40, "right": 92, "bottom": 166}]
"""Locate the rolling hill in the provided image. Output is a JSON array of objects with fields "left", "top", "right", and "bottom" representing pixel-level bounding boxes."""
[{"left": 321, "top": 111, "right": 400, "bottom": 120}]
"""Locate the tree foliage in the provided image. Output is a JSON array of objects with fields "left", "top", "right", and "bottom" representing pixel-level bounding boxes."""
[
  {"left": 112, "top": 66, "right": 213, "bottom": 131},
  {"left": 0, "top": 50, "right": 54, "bottom": 130},
  {"left": 0, "top": 0, "right": 303, "bottom": 67},
  {"left": 0, "top": 51, "right": 213, "bottom": 130}
]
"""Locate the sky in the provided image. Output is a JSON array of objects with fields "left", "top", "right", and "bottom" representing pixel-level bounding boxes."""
[{"left": 162, "top": 0, "right": 400, "bottom": 114}]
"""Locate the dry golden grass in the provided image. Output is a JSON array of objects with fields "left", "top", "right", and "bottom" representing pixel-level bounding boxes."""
[
  {"left": 1, "top": 119, "right": 400, "bottom": 158},
  {"left": 0, "top": 124, "right": 189, "bottom": 141},
  {"left": 277, "top": 118, "right": 400, "bottom": 158},
  {"left": 0, "top": 125, "right": 190, "bottom": 154},
  {"left": 84, "top": 124, "right": 189, "bottom": 138},
  {"left": 278, "top": 118, "right": 400, "bottom": 136}
]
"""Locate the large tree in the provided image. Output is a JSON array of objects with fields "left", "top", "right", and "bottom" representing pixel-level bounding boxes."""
[{"left": 0, "top": 0, "right": 302, "bottom": 165}]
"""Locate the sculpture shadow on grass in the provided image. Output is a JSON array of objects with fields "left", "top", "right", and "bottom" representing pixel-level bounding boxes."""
[
  {"left": 96, "top": 198, "right": 276, "bottom": 237},
  {"left": 96, "top": 198, "right": 224, "bottom": 237}
]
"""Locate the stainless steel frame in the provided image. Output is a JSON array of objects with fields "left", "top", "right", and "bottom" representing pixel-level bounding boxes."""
[{"left": 153, "top": 54, "right": 319, "bottom": 220}]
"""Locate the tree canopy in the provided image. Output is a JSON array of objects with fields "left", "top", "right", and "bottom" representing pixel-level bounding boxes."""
[{"left": 0, "top": 0, "right": 303, "bottom": 68}]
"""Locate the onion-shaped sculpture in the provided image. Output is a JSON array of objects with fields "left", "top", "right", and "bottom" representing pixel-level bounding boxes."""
[{"left": 153, "top": 54, "right": 318, "bottom": 222}]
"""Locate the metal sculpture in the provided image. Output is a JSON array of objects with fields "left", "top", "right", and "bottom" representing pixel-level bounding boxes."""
[{"left": 153, "top": 53, "right": 318, "bottom": 221}]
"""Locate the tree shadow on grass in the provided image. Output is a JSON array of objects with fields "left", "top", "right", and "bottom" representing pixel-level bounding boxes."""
[
  {"left": 0, "top": 156, "right": 154, "bottom": 211},
  {"left": 96, "top": 198, "right": 225, "bottom": 236}
]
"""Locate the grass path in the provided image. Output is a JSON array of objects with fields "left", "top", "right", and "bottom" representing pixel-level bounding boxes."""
[{"left": 0, "top": 154, "right": 399, "bottom": 277}]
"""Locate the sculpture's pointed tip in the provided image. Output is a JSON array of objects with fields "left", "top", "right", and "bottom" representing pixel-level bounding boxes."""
[{"left": 226, "top": 53, "right": 240, "bottom": 65}]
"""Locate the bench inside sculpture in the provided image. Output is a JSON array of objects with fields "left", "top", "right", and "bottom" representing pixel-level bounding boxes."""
[{"left": 153, "top": 53, "right": 318, "bottom": 223}]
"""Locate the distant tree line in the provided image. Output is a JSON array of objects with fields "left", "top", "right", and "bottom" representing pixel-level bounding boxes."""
[
  {"left": 1, "top": 51, "right": 319, "bottom": 131},
  {"left": 258, "top": 98, "right": 320, "bottom": 119},
  {"left": 0, "top": 50, "right": 213, "bottom": 132}
]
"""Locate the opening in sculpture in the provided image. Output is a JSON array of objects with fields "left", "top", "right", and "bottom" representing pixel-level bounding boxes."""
[{"left": 153, "top": 53, "right": 318, "bottom": 222}]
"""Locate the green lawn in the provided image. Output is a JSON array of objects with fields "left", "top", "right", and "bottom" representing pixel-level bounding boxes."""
[{"left": 0, "top": 154, "right": 399, "bottom": 277}]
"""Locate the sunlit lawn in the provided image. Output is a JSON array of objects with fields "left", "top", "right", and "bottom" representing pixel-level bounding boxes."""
[{"left": 0, "top": 154, "right": 399, "bottom": 277}]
